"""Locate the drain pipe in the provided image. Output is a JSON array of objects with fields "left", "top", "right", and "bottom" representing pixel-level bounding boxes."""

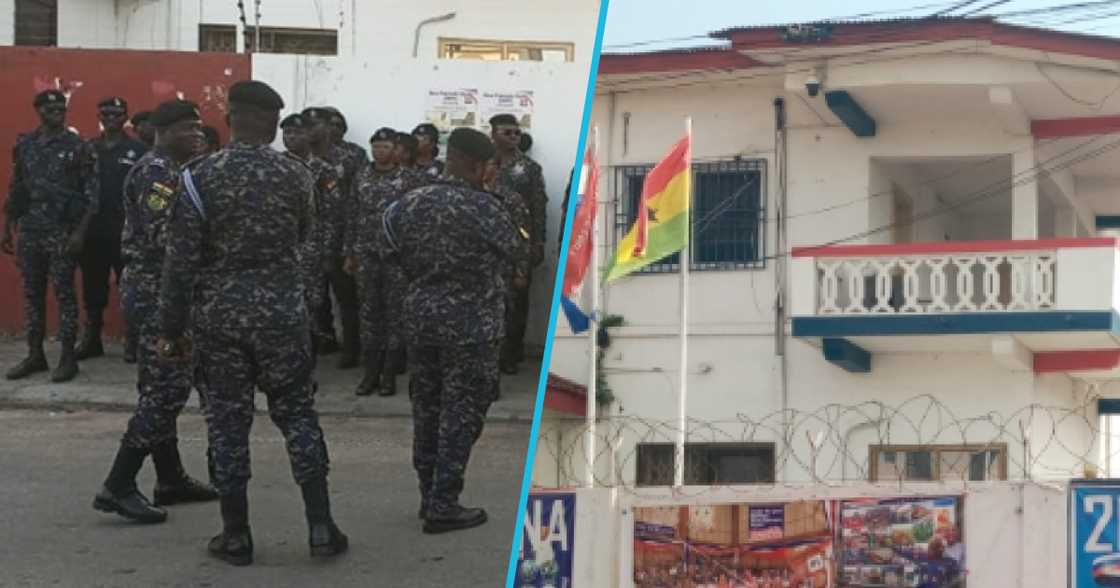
[
  {"left": 774, "top": 97, "right": 790, "bottom": 477},
  {"left": 413, "top": 12, "right": 456, "bottom": 58}
]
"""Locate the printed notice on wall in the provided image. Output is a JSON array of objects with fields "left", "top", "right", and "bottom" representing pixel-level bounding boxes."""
[
  {"left": 423, "top": 88, "right": 479, "bottom": 140},
  {"left": 480, "top": 90, "right": 534, "bottom": 132}
]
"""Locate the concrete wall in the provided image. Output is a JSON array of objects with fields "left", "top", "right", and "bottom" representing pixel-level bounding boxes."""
[
  {"left": 52, "top": 0, "right": 598, "bottom": 57},
  {"left": 582, "top": 482, "right": 1068, "bottom": 588},
  {"left": 253, "top": 53, "right": 593, "bottom": 345},
  {"left": 0, "top": 0, "right": 13, "bottom": 45}
]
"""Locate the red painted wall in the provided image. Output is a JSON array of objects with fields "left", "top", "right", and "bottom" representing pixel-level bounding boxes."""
[{"left": 0, "top": 47, "right": 250, "bottom": 338}]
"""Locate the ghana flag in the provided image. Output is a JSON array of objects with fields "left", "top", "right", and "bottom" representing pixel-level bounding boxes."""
[{"left": 604, "top": 134, "right": 691, "bottom": 282}]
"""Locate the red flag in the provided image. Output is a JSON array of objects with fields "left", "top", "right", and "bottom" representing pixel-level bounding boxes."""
[{"left": 562, "top": 144, "right": 599, "bottom": 297}]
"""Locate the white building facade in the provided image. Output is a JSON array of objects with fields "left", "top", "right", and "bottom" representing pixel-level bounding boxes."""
[{"left": 530, "top": 19, "right": 1120, "bottom": 585}]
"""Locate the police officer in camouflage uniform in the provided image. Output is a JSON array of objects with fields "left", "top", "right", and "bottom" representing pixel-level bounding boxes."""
[
  {"left": 130, "top": 111, "right": 156, "bottom": 150},
  {"left": 158, "top": 81, "right": 347, "bottom": 566},
  {"left": 382, "top": 128, "right": 520, "bottom": 534},
  {"left": 2, "top": 89, "right": 98, "bottom": 383},
  {"left": 281, "top": 113, "right": 337, "bottom": 354},
  {"left": 75, "top": 97, "right": 147, "bottom": 361},
  {"left": 490, "top": 113, "right": 547, "bottom": 375},
  {"left": 412, "top": 123, "right": 444, "bottom": 179},
  {"left": 92, "top": 100, "right": 219, "bottom": 525},
  {"left": 304, "top": 107, "right": 363, "bottom": 369}
]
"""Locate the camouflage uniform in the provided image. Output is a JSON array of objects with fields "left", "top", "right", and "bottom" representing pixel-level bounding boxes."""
[
  {"left": 317, "top": 143, "right": 364, "bottom": 355},
  {"left": 5, "top": 128, "right": 98, "bottom": 351},
  {"left": 117, "top": 148, "right": 196, "bottom": 448},
  {"left": 348, "top": 165, "right": 426, "bottom": 355},
  {"left": 495, "top": 152, "right": 547, "bottom": 365},
  {"left": 418, "top": 159, "right": 444, "bottom": 181},
  {"left": 285, "top": 152, "right": 338, "bottom": 338},
  {"left": 491, "top": 187, "right": 533, "bottom": 353},
  {"left": 382, "top": 176, "right": 519, "bottom": 516},
  {"left": 159, "top": 141, "right": 329, "bottom": 496}
]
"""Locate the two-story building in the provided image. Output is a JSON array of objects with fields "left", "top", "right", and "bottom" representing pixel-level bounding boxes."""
[{"left": 530, "top": 18, "right": 1120, "bottom": 586}]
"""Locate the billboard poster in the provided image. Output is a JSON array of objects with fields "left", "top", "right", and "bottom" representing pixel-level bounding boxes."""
[
  {"left": 480, "top": 90, "right": 535, "bottom": 132},
  {"left": 838, "top": 496, "right": 964, "bottom": 587},
  {"left": 1071, "top": 481, "right": 1120, "bottom": 588},
  {"left": 634, "top": 501, "right": 835, "bottom": 588},
  {"left": 516, "top": 492, "right": 575, "bottom": 588}
]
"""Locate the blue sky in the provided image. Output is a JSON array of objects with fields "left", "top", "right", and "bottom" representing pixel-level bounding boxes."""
[{"left": 602, "top": 0, "right": 1120, "bottom": 52}]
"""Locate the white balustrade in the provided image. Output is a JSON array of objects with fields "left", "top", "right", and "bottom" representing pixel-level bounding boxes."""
[{"left": 816, "top": 251, "right": 1056, "bottom": 315}]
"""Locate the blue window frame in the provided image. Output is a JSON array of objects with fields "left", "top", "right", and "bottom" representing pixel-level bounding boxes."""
[{"left": 612, "top": 159, "right": 766, "bottom": 272}]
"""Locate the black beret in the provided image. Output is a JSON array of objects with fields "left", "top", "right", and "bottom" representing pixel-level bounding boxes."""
[
  {"left": 280, "top": 113, "right": 305, "bottom": 128},
  {"left": 412, "top": 123, "right": 439, "bottom": 140},
  {"left": 395, "top": 133, "right": 418, "bottom": 151},
  {"left": 370, "top": 127, "right": 396, "bottom": 143},
  {"left": 33, "top": 90, "right": 66, "bottom": 108},
  {"left": 323, "top": 106, "right": 347, "bottom": 130},
  {"left": 228, "top": 80, "right": 284, "bottom": 110},
  {"left": 301, "top": 107, "right": 332, "bottom": 122},
  {"left": 448, "top": 127, "right": 495, "bottom": 162},
  {"left": 489, "top": 113, "right": 519, "bottom": 128},
  {"left": 150, "top": 99, "right": 202, "bottom": 128},
  {"left": 98, "top": 97, "right": 128, "bottom": 111}
]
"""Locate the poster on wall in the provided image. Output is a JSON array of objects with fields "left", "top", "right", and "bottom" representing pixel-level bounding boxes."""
[
  {"left": 423, "top": 88, "right": 479, "bottom": 146},
  {"left": 633, "top": 501, "right": 835, "bottom": 588},
  {"left": 838, "top": 496, "right": 965, "bottom": 588},
  {"left": 480, "top": 90, "right": 535, "bottom": 132},
  {"left": 516, "top": 492, "right": 575, "bottom": 588},
  {"left": 1071, "top": 481, "right": 1120, "bottom": 588}
]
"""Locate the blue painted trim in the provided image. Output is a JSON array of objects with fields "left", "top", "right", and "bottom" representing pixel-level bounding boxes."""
[
  {"left": 1098, "top": 215, "right": 1120, "bottom": 229},
  {"left": 792, "top": 311, "right": 1120, "bottom": 338},
  {"left": 1100, "top": 399, "right": 1120, "bottom": 415},
  {"left": 823, "top": 338, "right": 872, "bottom": 373},
  {"left": 504, "top": 2, "right": 611, "bottom": 586},
  {"left": 824, "top": 90, "right": 877, "bottom": 137}
]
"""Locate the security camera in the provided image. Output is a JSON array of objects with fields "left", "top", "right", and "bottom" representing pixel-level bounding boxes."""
[{"left": 806, "top": 75, "right": 821, "bottom": 97}]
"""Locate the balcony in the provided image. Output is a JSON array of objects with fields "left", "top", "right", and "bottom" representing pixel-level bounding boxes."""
[{"left": 790, "top": 238, "right": 1120, "bottom": 374}]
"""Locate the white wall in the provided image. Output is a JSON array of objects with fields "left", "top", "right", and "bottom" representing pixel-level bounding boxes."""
[
  {"left": 54, "top": 0, "right": 599, "bottom": 58},
  {"left": 581, "top": 482, "right": 1068, "bottom": 588},
  {"left": 253, "top": 54, "right": 592, "bottom": 345},
  {"left": 0, "top": 0, "right": 13, "bottom": 45}
]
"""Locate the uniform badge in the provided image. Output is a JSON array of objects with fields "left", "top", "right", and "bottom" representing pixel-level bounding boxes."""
[
  {"left": 152, "top": 182, "right": 175, "bottom": 196},
  {"left": 519, "top": 227, "right": 530, "bottom": 240},
  {"left": 127, "top": 150, "right": 136, "bottom": 158},
  {"left": 146, "top": 191, "right": 169, "bottom": 211},
  {"left": 512, "top": 163, "right": 525, "bottom": 177}
]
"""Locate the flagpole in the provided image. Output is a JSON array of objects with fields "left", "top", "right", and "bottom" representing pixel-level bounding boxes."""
[
  {"left": 673, "top": 118, "right": 692, "bottom": 489},
  {"left": 584, "top": 127, "right": 600, "bottom": 489}
]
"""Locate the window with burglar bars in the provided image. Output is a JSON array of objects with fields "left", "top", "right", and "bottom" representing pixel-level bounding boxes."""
[
  {"left": 15, "top": 0, "right": 57, "bottom": 46},
  {"left": 636, "top": 442, "right": 776, "bottom": 486},
  {"left": 613, "top": 160, "right": 766, "bottom": 272},
  {"left": 869, "top": 444, "right": 1008, "bottom": 482},
  {"left": 198, "top": 24, "right": 338, "bottom": 55}
]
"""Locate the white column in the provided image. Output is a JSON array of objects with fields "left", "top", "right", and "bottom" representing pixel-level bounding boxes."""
[
  {"left": 1055, "top": 208, "right": 1075, "bottom": 238},
  {"left": 1012, "top": 146, "right": 1039, "bottom": 240}
]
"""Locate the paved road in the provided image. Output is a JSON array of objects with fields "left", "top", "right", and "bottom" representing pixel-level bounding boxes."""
[{"left": 0, "top": 408, "right": 527, "bottom": 587}]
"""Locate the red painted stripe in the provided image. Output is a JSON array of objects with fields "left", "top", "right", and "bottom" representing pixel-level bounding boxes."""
[
  {"left": 792, "top": 237, "right": 1117, "bottom": 258},
  {"left": 1032, "top": 116, "right": 1120, "bottom": 138},
  {"left": 642, "top": 136, "right": 691, "bottom": 196},
  {"left": 1034, "top": 349, "right": 1120, "bottom": 373},
  {"left": 544, "top": 374, "right": 587, "bottom": 417},
  {"left": 599, "top": 50, "right": 762, "bottom": 75}
]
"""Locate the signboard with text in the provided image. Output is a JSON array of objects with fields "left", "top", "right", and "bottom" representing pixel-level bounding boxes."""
[
  {"left": 517, "top": 492, "right": 576, "bottom": 588},
  {"left": 1071, "top": 481, "right": 1120, "bottom": 588}
]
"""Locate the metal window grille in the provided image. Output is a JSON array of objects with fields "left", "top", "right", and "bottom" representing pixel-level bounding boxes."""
[
  {"left": 612, "top": 159, "right": 766, "bottom": 273},
  {"left": 636, "top": 442, "right": 776, "bottom": 487},
  {"left": 15, "top": 0, "right": 57, "bottom": 46},
  {"left": 198, "top": 24, "right": 338, "bottom": 55}
]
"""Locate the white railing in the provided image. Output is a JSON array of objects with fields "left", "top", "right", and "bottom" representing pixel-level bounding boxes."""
[{"left": 816, "top": 251, "right": 1056, "bottom": 315}]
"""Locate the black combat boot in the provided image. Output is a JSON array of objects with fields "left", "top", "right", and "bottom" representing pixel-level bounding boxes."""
[
  {"left": 5, "top": 336, "right": 48, "bottom": 380},
  {"left": 209, "top": 492, "right": 253, "bottom": 566},
  {"left": 150, "top": 439, "right": 219, "bottom": 506},
  {"left": 93, "top": 444, "right": 167, "bottom": 524},
  {"left": 75, "top": 318, "right": 104, "bottom": 360},
  {"left": 422, "top": 505, "right": 488, "bottom": 534},
  {"left": 300, "top": 478, "right": 349, "bottom": 558},
  {"left": 50, "top": 342, "right": 79, "bottom": 383},
  {"left": 379, "top": 349, "right": 400, "bottom": 397},
  {"left": 354, "top": 351, "right": 383, "bottom": 396}
]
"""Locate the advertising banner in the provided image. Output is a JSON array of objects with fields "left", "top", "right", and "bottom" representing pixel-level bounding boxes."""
[
  {"left": 1071, "top": 481, "right": 1120, "bottom": 588},
  {"left": 517, "top": 492, "right": 576, "bottom": 588},
  {"left": 838, "top": 496, "right": 964, "bottom": 587}
]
